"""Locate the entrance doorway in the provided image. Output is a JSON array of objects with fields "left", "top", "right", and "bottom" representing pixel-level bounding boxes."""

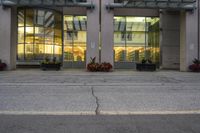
[
  {"left": 114, "top": 16, "right": 160, "bottom": 69},
  {"left": 63, "top": 15, "right": 87, "bottom": 68}
]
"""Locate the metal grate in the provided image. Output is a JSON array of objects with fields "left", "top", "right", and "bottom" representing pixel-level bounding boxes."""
[
  {"left": 0, "top": 0, "right": 94, "bottom": 9},
  {"left": 108, "top": 0, "right": 196, "bottom": 11}
]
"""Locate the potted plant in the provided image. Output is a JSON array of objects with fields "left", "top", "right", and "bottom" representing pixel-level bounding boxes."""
[
  {"left": 87, "top": 57, "right": 113, "bottom": 72},
  {"left": 0, "top": 59, "right": 7, "bottom": 71},
  {"left": 189, "top": 58, "right": 200, "bottom": 72},
  {"left": 99, "top": 62, "right": 113, "bottom": 72},
  {"left": 87, "top": 57, "right": 100, "bottom": 72},
  {"left": 40, "top": 57, "right": 61, "bottom": 71},
  {"left": 136, "top": 58, "right": 156, "bottom": 71}
]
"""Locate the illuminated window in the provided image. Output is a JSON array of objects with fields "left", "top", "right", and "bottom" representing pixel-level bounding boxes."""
[
  {"left": 114, "top": 16, "right": 160, "bottom": 64},
  {"left": 64, "top": 16, "right": 87, "bottom": 62},
  {"left": 17, "top": 8, "right": 62, "bottom": 61}
]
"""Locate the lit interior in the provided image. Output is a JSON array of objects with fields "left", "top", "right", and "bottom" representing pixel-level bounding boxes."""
[
  {"left": 17, "top": 8, "right": 62, "bottom": 61},
  {"left": 114, "top": 16, "right": 160, "bottom": 64},
  {"left": 64, "top": 16, "right": 87, "bottom": 62}
]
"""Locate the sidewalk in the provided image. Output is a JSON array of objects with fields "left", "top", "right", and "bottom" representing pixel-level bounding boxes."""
[{"left": 0, "top": 69, "right": 200, "bottom": 115}]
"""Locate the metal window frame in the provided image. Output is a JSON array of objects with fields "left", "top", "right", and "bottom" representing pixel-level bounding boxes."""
[
  {"left": 107, "top": 0, "right": 196, "bottom": 11},
  {"left": 0, "top": 0, "right": 95, "bottom": 10}
]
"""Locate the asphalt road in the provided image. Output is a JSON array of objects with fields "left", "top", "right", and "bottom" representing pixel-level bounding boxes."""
[{"left": 0, "top": 114, "right": 200, "bottom": 133}]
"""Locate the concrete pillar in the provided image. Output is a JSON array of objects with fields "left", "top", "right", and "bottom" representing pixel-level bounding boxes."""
[
  {"left": 0, "top": 7, "right": 17, "bottom": 70},
  {"left": 160, "top": 10, "right": 180, "bottom": 70},
  {"left": 180, "top": 9, "right": 198, "bottom": 71},
  {"left": 86, "top": 0, "right": 100, "bottom": 64},
  {"left": 101, "top": 0, "right": 114, "bottom": 65}
]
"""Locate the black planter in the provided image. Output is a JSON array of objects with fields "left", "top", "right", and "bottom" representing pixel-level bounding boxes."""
[
  {"left": 40, "top": 63, "right": 61, "bottom": 71},
  {"left": 136, "top": 63, "right": 156, "bottom": 71},
  {"left": 0, "top": 63, "right": 7, "bottom": 71}
]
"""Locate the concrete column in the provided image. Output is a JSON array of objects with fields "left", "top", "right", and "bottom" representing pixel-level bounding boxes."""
[
  {"left": 101, "top": 0, "right": 114, "bottom": 65},
  {"left": 0, "top": 7, "right": 17, "bottom": 70},
  {"left": 180, "top": 9, "right": 198, "bottom": 71},
  {"left": 160, "top": 10, "right": 180, "bottom": 70},
  {"left": 86, "top": 0, "right": 100, "bottom": 64}
]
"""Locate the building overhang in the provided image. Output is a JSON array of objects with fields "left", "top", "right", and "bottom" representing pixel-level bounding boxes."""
[
  {"left": 106, "top": 0, "right": 196, "bottom": 11},
  {"left": 0, "top": 0, "right": 95, "bottom": 9}
]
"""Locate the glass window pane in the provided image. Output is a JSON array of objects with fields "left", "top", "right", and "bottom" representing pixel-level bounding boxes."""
[
  {"left": 44, "top": 11, "right": 54, "bottom": 27},
  {"left": 18, "top": 10, "right": 24, "bottom": 26},
  {"left": 55, "top": 45, "right": 62, "bottom": 59},
  {"left": 64, "top": 15, "right": 87, "bottom": 62},
  {"left": 114, "top": 16, "right": 159, "bottom": 64},
  {"left": 35, "top": 10, "right": 45, "bottom": 26},
  {"left": 17, "top": 8, "right": 62, "bottom": 62},
  {"left": 25, "top": 27, "right": 34, "bottom": 43},
  {"left": 18, "top": 27, "right": 24, "bottom": 43},
  {"left": 45, "top": 45, "right": 54, "bottom": 55},
  {"left": 146, "top": 17, "right": 160, "bottom": 64},
  {"left": 45, "top": 28, "right": 54, "bottom": 45},
  {"left": 26, "top": 9, "right": 34, "bottom": 26},
  {"left": 25, "top": 44, "right": 34, "bottom": 60},
  {"left": 17, "top": 44, "right": 24, "bottom": 60},
  {"left": 126, "top": 47, "right": 145, "bottom": 62},
  {"left": 114, "top": 47, "right": 126, "bottom": 62},
  {"left": 64, "top": 46, "right": 73, "bottom": 61},
  {"left": 64, "top": 16, "right": 73, "bottom": 30},
  {"left": 35, "top": 27, "right": 44, "bottom": 44},
  {"left": 34, "top": 44, "right": 44, "bottom": 60},
  {"left": 73, "top": 46, "right": 86, "bottom": 61},
  {"left": 126, "top": 17, "right": 145, "bottom": 31},
  {"left": 74, "top": 31, "right": 86, "bottom": 46}
]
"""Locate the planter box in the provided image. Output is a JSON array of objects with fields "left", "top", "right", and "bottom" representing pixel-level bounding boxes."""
[
  {"left": 0, "top": 63, "right": 7, "bottom": 71},
  {"left": 40, "top": 63, "right": 61, "bottom": 71},
  {"left": 136, "top": 63, "right": 156, "bottom": 71}
]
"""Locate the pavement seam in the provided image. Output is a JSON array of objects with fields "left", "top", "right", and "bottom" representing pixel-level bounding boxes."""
[{"left": 91, "top": 86, "right": 100, "bottom": 115}]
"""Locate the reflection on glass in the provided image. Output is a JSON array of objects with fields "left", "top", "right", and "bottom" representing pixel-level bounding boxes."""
[
  {"left": 64, "top": 16, "right": 87, "bottom": 62},
  {"left": 18, "top": 27, "right": 24, "bottom": 43},
  {"left": 17, "top": 44, "right": 24, "bottom": 60},
  {"left": 146, "top": 17, "right": 160, "bottom": 64},
  {"left": 25, "top": 44, "right": 33, "bottom": 60},
  {"left": 73, "top": 46, "right": 86, "bottom": 61},
  {"left": 126, "top": 47, "right": 145, "bottom": 62},
  {"left": 114, "top": 47, "right": 125, "bottom": 62},
  {"left": 18, "top": 10, "right": 24, "bottom": 26},
  {"left": 17, "top": 8, "right": 62, "bottom": 61},
  {"left": 26, "top": 9, "right": 34, "bottom": 26},
  {"left": 114, "top": 16, "right": 160, "bottom": 64},
  {"left": 64, "top": 46, "right": 73, "bottom": 61}
]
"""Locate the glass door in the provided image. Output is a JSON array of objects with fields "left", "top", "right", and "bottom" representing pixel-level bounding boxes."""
[{"left": 63, "top": 15, "right": 87, "bottom": 68}]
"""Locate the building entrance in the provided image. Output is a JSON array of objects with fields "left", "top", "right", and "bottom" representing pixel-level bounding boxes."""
[{"left": 63, "top": 15, "right": 87, "bottom": 68}]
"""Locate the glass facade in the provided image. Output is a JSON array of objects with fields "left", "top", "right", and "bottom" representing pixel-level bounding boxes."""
[
  {"left": 114, "top": 16, "right": 160, "bottom": 64},
  {"left": 64, "top": 16, "right": 87, "bottom": 62},
  {"left": 17, "top": 8, "right": 62, "bottom": 61},
  {"left": 16, "top": 8, "right": 159, "bottom": 68}
]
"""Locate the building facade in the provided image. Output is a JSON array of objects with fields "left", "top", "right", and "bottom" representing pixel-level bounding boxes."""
[{"left": 0, "top": 0, "right": 199, "bottom": 71}]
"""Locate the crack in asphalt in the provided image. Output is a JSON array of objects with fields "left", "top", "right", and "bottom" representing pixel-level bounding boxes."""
[{"left": 91, "top": 86, "right": 100, "bottom": 115}]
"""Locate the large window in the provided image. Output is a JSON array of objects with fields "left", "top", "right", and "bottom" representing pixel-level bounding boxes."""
[
  {"left": 64, "top": 16, "right": 87, "bottom": 62},
  {"left": 114, "top": 16, "right": 160, "bottom": 64},
  {"left": 17, "top": 8, "right": 62, "bottom": 61}
]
